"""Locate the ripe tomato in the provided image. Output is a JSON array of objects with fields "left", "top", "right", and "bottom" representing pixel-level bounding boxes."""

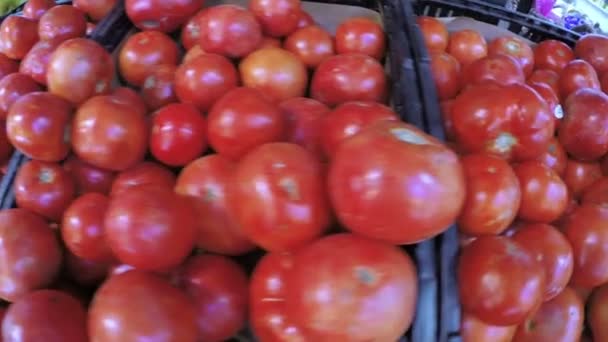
[
  {"left": 207, "top": 87, "right": 286, "bottom": 160},
  {"left": 285, "top": 233, "right": 418, "bottom": 341},
  {"left": 47, "top": 38, "right": 114, "bottom": 105},
  {"left": 183, "top": 44, "right": 205, "bottom": 63},
  {"left": 527, "top": 68, "right": 560, "bottom": 96},
  {"left": 249, "top": 0, "right": 301, "bottom": 38},
  {"left": 558, "top": 59, "right": 600, "bottom": 100},
  {"left": 176, "top": 255, "right": 249, "bottom": 341},
  {"left": 0, "top": 209, "right": 62, "bottom": 302},
  {"left": 559, "top": 88, "right": 608, "bottom": 161},
  {"left": 150, "top": 103, "right": 207, "bottom": 167},
  {"left": 0, "top": 16, "right": 38, "bottom": 60},
  {"left": 297, "top": 11, "right": 314, "bottom": 28},
  {"left": 38, "top": 5, "right": 87, "bottom": 44},
  {"left": 581, "top": 177, "right": 608, "bottom": 206},
  {"left": 73, "top": 0, "right": 117, "bottom": 22},
  {"left": 23, "top": 0, "right": 55, "bottom": 20},
  {"left": 89, "top": 270, "right": 198, "bottom": 341},
  {"left": 279, "top": 97, "right": 330, "bottom": 160},
  {"left": 19, "top": 40, "right": 60, "bottom": 85},
  {"left": 430, "top": 52, "right": 462, "bottom": 100},
  {"left": 513, "top": 161, "right": 568, "bottom": 223},
  {"left": 329, "top": 121, "right": 465, "bottom": 244},
  {"left": 311, "top": 53, "right": 387, "bottom": 106},
  {"left": 284, "top": 25, "right": 335, "bottom": 68},
  {"left": 458, "top": 153, "right": 521, "bottom": 236},
  {"left": 589, "top": 283, "right": 608, "bottom": 341},
  {"left": 533, "top": 39, "right": 574, "bottom": 73},
  {"left": 239, "top": 47, "right": 308, "bottom": 103},
  {"left": 447, "top": 29, "right": 488, "bottom": 66},
  {"left": 534, "top": 138, "right": 567, "bottom": 176},
  {"left": 125, "top": 0, "right": 202, "bottom": 32},
  {"left": 259, "top": 36, "right": 282, "bottom": 49},
  {"left": 110, "top": 161, "right": 176, "bottom": 197},
  {"left": 488, "top": 36, "right": 535, "bottom": 76},
  {"left": 197, "top": 5, "right": 263, "bottom": 59},
  {"left": 112, "top": 86, "right": 147, "bottom": 115},
  {"left": 233, "top": 142, "right": 330, "bottom": 251},
  {"left": 461, "top": 313, "right": 516, "bottom": 342},
  {"left": 574, "top": 34, "right": 608, "bottom": 75},
  {"left": 174, "top": 53, "right": 238, "bottom": 112},
  {"left": 180, "top": 10, "right": 203, "bottom": 51},
  {"left": 563, "top": 159, "right": 602, "bottom": 198},
  {"left": 6, "top": 92, "right": 72, "bottom": 162},
  {"left": 63, "top": 156, "right": 115, "bottom": 195},
  {"left": 603, "top": 72, "right": 608, "bottom": 94},
  {"left": 0, "top": 53, "right": 17, "bottom": 81},
  {"left": 416, "top": 16, "right": 448, "bottom": 53},
  {"left": 0, "top": 122, "right": 12, "bottom": 165},
  {"left": 64, "top": 251, "right": 110, "bottom": 287},
  {"left": 335, "top": 17, "right": 385, "bottom": 60},
  {"left": 462, "top": 54, "right": 524, "bottom": 87},
  {"left": 528, "top": 82, "right": 562, "bottom": 128},
  {"left": 118, "top": 31, "right": 179, "bottom": 87},
  {"left": 459, "top": 236, "right": 545, "bottom": 326},
  {"left": 0, "top": 73, "right": 41, "bottom": 120}
]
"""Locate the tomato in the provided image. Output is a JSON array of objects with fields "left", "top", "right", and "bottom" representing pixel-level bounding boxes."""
[
  {"left": 416, "top": 16, "right": 448, "bottom": 53},
  {"left": 581, "top": 177, "right": 608, "bottom": 206},
  {"left": 47, "top": 38, "right": 114, "bottom": 105},
  {"left": 86, "top": 22, "right": 96, "bottom": 35},
  {"left": 125, "top": 0, "right": 202, "bottom": 32},
  {"left": 239, "top": 48, "right": 308, "bottom": 103},
  {"left": 19, "top": 40, "right": 60, "bottom": 85},
  {"left": 430, "top": 52, "right": 461, "bottom": 100},
  {"left": 589, "top": 283, "right": 608, "bottom": 341},
  {"left": 197, "top": 5, "right": 263, "bottom": 58},
  {"left": 0, "top": 73, "right": 41, "bottom": 120},
  {"left": 440, "top": 99, "right": 456, "bottom": 140},
  {"left": 533, "top": 39, "right": 575, "bottom": 73},
  {"left": 0, "top": 122, "right": 12, "bottom": 165},
  {"left": 23, "top": 0, "right": 55, "bottom": 20},
  {"left": 528, "top": 82, "right": 562, "bottom": 128},
  {"left": 0, "top": 53, "right": 17, "bottom": 81},
  {"left": 488, "top": 36, "right": 535, "bottom": 76},
  {"left": 110, "top": 162, "right": 176, "bottom": 196},
  {"left": 118, "top": 31, "right": 179, "bottom": 87},
  {"left": 0, "top": 209, "right": 62, "bottom": 302},
  {"left": 563, "top": 159, "right": 602, "bottom": 198},
  {"left": 603, "top": 71, "right": 608, "bottom": 94},
  {"left": 451, "top": 83, "right": 554, "bottom": 161},
  {"left": 233, "top": 143, "right": 330, "bottom": 251},
  {"left": 534, "top": 138, "right": 567, "bottom": 176},
  {"left": 111, "top": 86, "right": 148, "bottom": 116},
  {"left": 179, "top": 10, "right": 203, "bottom": 51},
  {"left": 73, "top": 0, "right": 117, "bottom": 22},
  {"left": 335, "top": 17, "right": 385, "bottom": 60},
  {"left": 447, "top": 29, "right": 488, "bottom": 66},
  {"left": 183, "top": 45, "right": 205, "bottom": 64},
  {"left": 559, "top": 88, "right": 608, "bottom": 161},
  {"left": 0, "top": 16, "right": 38, "bottom": 60},
  {"left": 458, "top": 153, "right": 521, "bottom": 236},
  {"left": 575, "top": 34, "right": 608, "bottom": 75},
  {"left": 259, "top": 36, "right": 282, "bottom": 49},
  {"left": 284, "top": 233, "right": 417, "bottom": 341},
  {"left": 72, "top": 94, "right": 148, "bottom": 171},
  {"left": 175, "top": 53, "right": 238, "bottom": 112},
  {"left": 38, "top": 5, "right": 87, "bottom": 44},
  {"left": 279, "top": 97, "right": 330, "bottom": 160},
  {"left": 284, "top": 25, "right": 335, "bottom": 68},
  {"left": 311, "top": 53, "right": 387, "bottom": 106},
  {"left": 329, "top": 121, "right": 465, "bottom": 244},
  {"left": 461, "top": 313, "right": 516, "bottom": 342},
  {"left": 207, "top": 87, "right": 286, "bottom": 160},
  {"left": 558, "top": 59, "right": 601, "bottom": 100},
  {"left": 462, "top": 54, "right": 525, "bottom": 87},
  {"left": 7, "top": 92, "right": 72, "bottom": 162},
  {"left": 297, "top": 11, "right": 314, "bottom": 28},
  {"left": 176, "top": 255, "right": 248, "bottom": 341},
  {"left": 527, "top": 68, "right": 560, "bottom": 96},
  {"left": 89, "top": 270, "right": 198, "bottom": 341},
  {"left": 249, "top": 0, "right": 301, "bottom": 38},
  {"left": 64, "top": 252, "right": 109, "bottom": 288},
  {"left": 150, "top": 103, "right": 207, "bottom": 167}
]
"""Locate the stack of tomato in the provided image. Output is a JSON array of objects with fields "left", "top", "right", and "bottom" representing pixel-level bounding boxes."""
[{"left": 419, "top": 15, "right": 608, "bottom": 342}]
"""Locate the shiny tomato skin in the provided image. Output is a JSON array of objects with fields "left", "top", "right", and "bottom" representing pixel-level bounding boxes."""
[
  {"left": 335, "top": 17, "right": 385, "bottom": 60},
  {"left": 6, "top": 91, "right": 72, "bottom": 162},
  {"left": 558, "top": 59, "right": 600, "bottom": 100},
  {"left": 458, "top": 236, "right": 545, "bottom": 326},
  {"left": 38, "top": 5, "right": 87, "bottom": 44},
  {"left": 73, "top": 0, "right": 118, "bottom": 22},
  {"left": 284, "top": 25, "right": 335, "bottom": 68},
  {"left": 458, "top": 153, "right": 521, "bottom": 236},
  {"left": 534, "top": 138, "right": 567, "bottom": 176},
  {"left": 89, "top": 270, "right": 198, "bottom": 342},
  {"left": 488, "top": 36, "right": 535, "bottom": 76},
  {"left": 125, "top": 0, "right": 203, "bottom": 33},
  {"left": 416, "top": 16, "right": 448, "bottom": 53},
  {"left": 110, "top": 162, "right": 176, "bottom": 197},
  {"left": 311, "top": 53, "right": 387, "bottom": 106},
  {"left": 581, "top": 177, "right": 608, "bottom": 206},
  {"left": 279, "top": 97, "right": 330, "bottom": 160},
  {"left": 461, "top": 313, "right": 516, "bottom": 342},
  {"left": 514, "top": 161, "right": 568, "bottom": 223},
  {"left": 249, "top": 0, "right": 301, "bottom": 38},
  {"left": 64, "top": 251, "right": 110, "bottom": 287},
  {"left": 0, "top": 73, "right": 42, "bottom": 120},
  {"left": 527, "top": 68, "right": 560, "bottom": 96},
  {"left": 23, "top": 0, "right": 55, "bottom": 20},
  {"left": 112, "top": 86, "right": 148, "bottom": 115},
  {"left": 0, "top": 53, "right": 17, "bottom": 81},
  {"left": 589, "top": 283, "right": 608, "bottom": 341},
  {"left": 180, "top": 10, "right": 203, "bottom": 51},
  {"left": 176, "top": 255, "right": 249, "bottom": 342},
  {"left": 431, "top": 52, "right": 462, "bottom": 100},
  {"left": 119, "top": 31, "right": 179, "bottom": 87},
  {"left": 19, "top": 40, "right": 60, "bottom": 85},
  {"left": 233, "top": 142, "right": 330, "bottom": 251},
  {"left": 462, "top": 54, "right": 525, "bottom": 86},
  {"left": 329, "top": 121, "right": 465, "bottom": 244},
  {"left": 183, "top": 44, "right": 205, "bottom": 63},
  {"left": 175, "top": 53, "right": 238, "bottom": 112},
  {"left": 528, "top": 82, "right": 562, "bottom": 128},
  {"left": 197, "top": 5, "right": 263, "bottom": 59},
  {"left": 534, "top": 39, "right": 575, "bottom": 73},
  {"left": 150, "top": 103, "right": 207, "bottom": 167},
  {"left": 296, "top": 11, "right": 315, "bottom": 28},
  {"left": 285, "top": 233, "right": 418, "bottom": 341},
  {"left": 0, "top": 209, "right": 62, "bottom": 302},
  {"left": 141, "top": 64, "right": 177, "bottom": 111},
  {"left": 0, "top": 16, "right": 38, "bottom": 60},
  {"left": 563, "top": 159, "right": 602, "bottom": 198},
  {"left": 574, "top": 33, "right": 608, "bottom": 75},
  {"left": 447, "top": 29, "right": 487, "bottom": 66},
  {"left": 259, "top": 36, "right": 282, "bottom": 49},
  {"left": 207, "top": 87, "right": 287, "bottom": 161}
]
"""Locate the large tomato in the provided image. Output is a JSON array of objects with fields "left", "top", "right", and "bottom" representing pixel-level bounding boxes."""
[
  {"left": 461, "top": 313, "right": 516, "bottom": 342},
  {"left": 0, "top": 16, "right": 38, "bottom": 60},
  {"left": 458, "top": 236, "right": 545, "bottom": 326},
  {"left": 0, "top": 73, "right": 42, "bottom": 119},
  {"left": 125, "top": 0, "right": 202, "bottom": 32},
  {"left": 249, "top": 0, "right": 301, "bottom": 38},
  {"left": 19, "top": 40, "right": 60, "bottom": 85},
  {"left": 534, "top": 138, "right": 567, "bottom": 176},
  {"left": 589, "top": 283, "right": 608, "bottom": 342},
  {"left": 488, "top": 36, "right": 535, "bottom": 76},
  {"left": 38, "top": 5, "right": 87, "bottom": 44},
  {"left": 563, "top": 159, "right": 602, "bottom": 198},
  {"left": 63, "top": 155, "right": 116, "bottom": 195},
  {"left": 463, "top": 54, "right": 525, "bottom": 87},
  {"left": 558, "top": 59, "right": 600, "bottom": 100},
  {"left": 430, "top": 52, "right": 462, "bottom": 100},
  {"left": 329, "top": 121, "right": 465, "bottom": 244},
  {"left": 447, "top": 29, "right": 487, "bottom": 66},
  {"left": 279, "top": 97, "right": 330, "bottom": 160},
  {"left": 73, "top": 0, "right": 117, "bottom": 22},
  {"left": 110, "top": 161, "right": 176, "bottom": 196},
  {"left": 335, "top": 17, "right": 385, "bottom": 60},
  {"left": 23, "top": 0, "right": 55, "bottom": 20},
  {"left": 533, "top": 39, "right": 574, "bottom": 73},
  {"left": 284, "top": 25, "right": 335, "bottom": 68},
  {"left": 141, "top": 64, "right": 177, "bottom": 111},
  {"left": 574, "top": 33, "right": 608, "bottom": 75},
  {"left": 416, "top": 16, "right": 448, "bottom": 53}
]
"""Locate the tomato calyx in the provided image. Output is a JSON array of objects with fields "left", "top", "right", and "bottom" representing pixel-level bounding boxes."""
[
  {"left": 488, "top": 132, "right": 517, "bottom": 155},
  {"left": 38, "top": 168, "right": 56, "bottom": 184},
  {"left": 279, "top": 177, "right": 300, "bottom": 201}
]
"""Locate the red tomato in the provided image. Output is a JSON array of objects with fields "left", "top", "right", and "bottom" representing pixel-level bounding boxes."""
[
  {"left": 416, "top": 16, "right": 448, "bottom": 53},
  {"left": 175, "top": 155, "right": 255, "bottom": 255},
  {"left": 513, "top": 161, "right": 568, "bottom": 223},
  {"left": 534, "top": 39, "right": 575, "bottom": 73},
  {"left": 534, "top": 138, "right": 567, "bottom": 176},
  {"left": 197, "top": 5, "right": 263, "bottom": 58},
  {"left": 72, "top": 94, "right": 148, "bottom": 171},
  {"left": 182, "top": 44, "right": 205, "bottom": 63},
  {"left": 125, "top": 0, "right": 202, "bottom": 32},
  {"left": 441, "top": 99, "right": 456, "bottom": 140},
  {"left": 589, "top": 283, "right": 608, "bottom": 341},
  {"left": 430, "top": 52, "right": 462, "bottom": 100},
  {"left": 23, "top": 0, "right": 55, "bottom": 20},
  {"left": 528, "top": 82, "right": 562, "bottom": 128},
  {"left": 64, "top": 251, "right": 110, "bottom": 287},
  {"left": 118, "top": 31, "right": 179, "bottom": 87},
  {"left": 0, "top": 53, "right": 17, "bottom": 81},
  {"left": 0, "top": 121, "right": 12, "bottom": 165},
  {"left": 249, "top": 0, "right": 301, "bottom": 38},
  {"left": 259, "top": 36, "right": 282, "bottom": 49},
  {"left": 463, "top": 54, "right": 525, "bottom": 86},
  {"left": 239, "top": 47, "right": 308, "bottom": 103},
  {"left": 89, "top": 270, "right": 198, "bottom": 341},
  {"left": 73, "top": 0, "right": 118, "bottom": 22},
  {"left": 527, "top": 68, "right": 560, "bottom": 96},
  {"left": 458, "top": 153, "right": 521, "bottom": 236},
  {"left": 0, "top": 73, "right": 41, "bottom": 120},
  {"left": 563, "top": 159, "right": 602, "bottom": 198},
  {"left": 447, "top": 29, "right": 488, "bottom": 66},
  {"left": 47, "top": 38, "right": 114, "bottom": 105},
  {"left": 311, "top": 53, "right": 387, "bottom": 106},
  {"left": 279, "top": 97, "right": 330, "bottom": 160},
  {"left": 461, "top": 313, "right": 516, "bottom": 342},
  {"left": 558, "top": 59, "right": 601, "bottom": 100},
  {"left": 488, "top": 36, "right": 535, "bottom": 76},
  {"left": 174, "top": 53, "right": 238, "bottom": 112},
  {"left": 0, "top": 209, "right": 62, "bottom": 302},
  {"left": 6, "top": 92, "right": 72, "bottom": 162},
  {"left": 575, "top": 34, "right": 608, "bottom": 75},
  {"left": 329, "top": 121, "right": 465, "bottom": 244},
  {"left": 581, "top": 177, "right": 608, "bottom": 206},
  {"left": 451, "top": 83, "right": 554, "bottom": 161},
  {"left": 176, "top": 255, "right": 249, "bottom": 342},
  {"left": 207, "top": 87, "right": 286, "bottom": 160},
  {"left": 112, "top": 86, "right": 147, "bottom": 115},
  {"left": 110, "top": 161, "right": 176, "bottom": 197},
  {"left": 285, "top": 233, "right": 418, "bottom": 341},
  {"left": 459, "top": 236, "right": 545, "bottom": 326},
  {"left": 38, "top": 5, "right": 87, "bottom": 44},
  {"left": 19, "top": 40, "right": 60, "bottom": 85},
  {"left": 0, "top": 16, "right": 38, "bottom": 60},
  {"left": 233, "top": 142, "right": 330, "bottom": 251},
  {"left": 335, "top": 17, "right": 385, "bottom": 60},
  {"left": 602, "top": 153, "right": 608, "bottom": 175},
  {"left": 297, "top": 11, "right": 314, "bottom": 28},
  {"left": 559, "top": 88, "right": 608, "bottom": 161},
  {"left": 150, "top": 103, "right": 207, "bottom": 167},
  {"left": 603, "top": 71, "right": 608, "bottom": 94},
  {"left": 284, "top": 25, "right": 335, "bottom": 68},
  {"left": 180, "top": 10, "right": 203, "bottom": 51}
]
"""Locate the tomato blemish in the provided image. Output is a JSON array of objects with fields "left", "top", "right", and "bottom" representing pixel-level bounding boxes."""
[
  {"left": 38, "top": 168, "right": 55, "bottom": 184},
  {"left": 354, "top": 266, "right": 376, "bottom": 286}
]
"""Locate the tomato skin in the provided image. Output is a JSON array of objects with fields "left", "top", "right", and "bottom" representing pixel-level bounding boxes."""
[
  {"left": 19, "top": 40, "right": 60, "bottom": 85},
  {"left": 285, "top": 233, "right": 418, "bottom": 341},
  {"left": 514, "top": 161, "right": 568, "bottom": 223},
  {"left": 311, "top": 53, "right": 387, "bottom": 107},
  {"left": 23, "top": 0, "right": 55, "bottom": 20},
  {"left": 125, "top": 0, "right": 202, "bottom": 33},
  {"left": 259, "top": 36, "right": 282, "bottom": 49},
  {"left": 534, "top": 39, "right": 575, "bottom": 73},
  {"left": 74, "top": 0, "right": 117, "bottom": 22},
  {"left": 38, "top": 5, "right": 87, "bottom": 44},
  {"left": 458, "top": 153, "right": 521, "bottom": 236},
  {"left": 0, "top": 73, "right": 42, "bottom": 120},
  {"left": 0, "top": 53, "right": 17, "bottom": 81},
  {"left": 64, "top": 251, "right": 110, "bottom": 287},
  {"left": 150, "top": 103, "right": 207, "bottom": 167},
  {"left": 416, "top": 16, "right": 448, "bottom": 53},
  {"left": 461, "top": 313, "right": 516, "bottom": 342},
  {"left": 329, "top": 121, "right": 465, "bottom": 244},
  {"left": 462, "top": 54, "right": 524, "bottom": 87},
  {"left": 64, "top": 155, "right": 117, "bottom": 195},
  {"left": 575, "top": 34, "right": 608, "bottom": 75},
  {"left": 112, "top": 86, "right": 148, "bottom": 115},
  {"left": 335, "top": 17, "right": 385, "bottom": 60},
  {"left": 431, "top": 52, "right": 462, "bottom": 100},
  {"left": 296, "top": 11, "right": 315, "bottom": 28},
  {"left": 279, "top": 97, "right": 330, "bottom": 160},
  {"left": 534, "top": 138, "right": 567, "bottom": 176},
  {"left": 0, "top": 121, "right": 12, "bottom": 166},
  {"left": 581, "top": 177, "right": 608, "bottom": 206},
  {"left": 488, "top": 36, "right": 535, "bottom": 76},
  {"left": 249, "top": 0, "right": 301, "bottom": 38},
  {"left": 527, "top": 68, "right": 560, "bottom": 97},
  {"left": 558, "top": 59, "right": 601, "bottom": 100},
  {"left": 447, "top": 29, "right": 487, "bottom": 66},
  {"left": 458, "top": 236, "right": 545, "bottom": 326},
  {"left": 563, "top": 159, "right": 602, "bottom": 199},
  {"left": 180, "top": 10, "right": 203, "bottom": 51},
  {"left": 284, "top": 25, "right": 335, "bottom": 68},
  {"left": 183, "top": 45, "right": 205, "bottom": 63},
  {"left": 110, "top": 162, "right": 176, "bottom": 197},
  {"left": 589, "top": 283, "right": 608, "bottom": 341},
  {"left": 528, "top": 82, "right": 561, "bottom": 128},
  {"left": 0, "top": 16, "right": 38, "bottom": 60},
  {"left": 119, "top": 31, "right": 179, "bottom": 87}
]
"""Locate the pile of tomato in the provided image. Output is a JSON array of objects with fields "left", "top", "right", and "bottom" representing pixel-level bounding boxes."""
[{"left": 419, "top": 15, "right": 608, "bottom": 342}]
